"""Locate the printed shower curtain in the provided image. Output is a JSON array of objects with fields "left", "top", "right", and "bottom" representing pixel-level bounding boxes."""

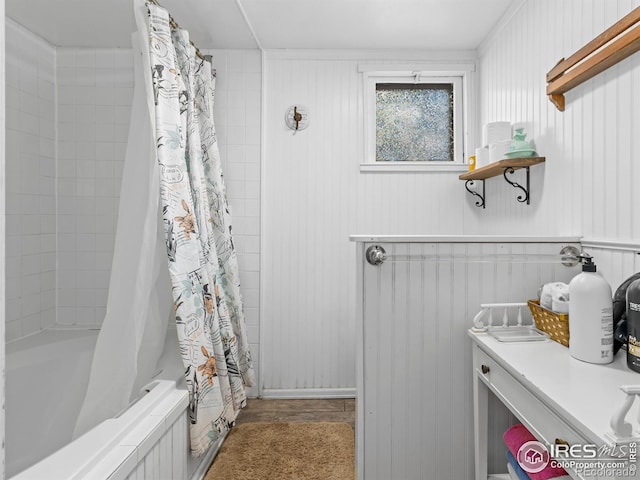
[
  {"left": 140, "top": 1, "right": 255, "bottom": 454},
  {"left": 76, "top": 0, "right": 255, "bottom": 455}
]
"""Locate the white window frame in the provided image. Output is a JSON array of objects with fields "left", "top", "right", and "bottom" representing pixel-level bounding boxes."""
[{"left": 360, "top": 63, "right": 475, "bottom": 173}]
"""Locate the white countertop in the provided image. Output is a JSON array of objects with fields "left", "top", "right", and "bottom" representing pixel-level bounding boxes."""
[{"left": 469, "top": 329, "right": 640, "bottom": 445}]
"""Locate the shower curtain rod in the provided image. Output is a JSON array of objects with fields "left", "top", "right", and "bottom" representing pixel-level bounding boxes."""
[{"left": 147, "top": 0, "right": 208, "bottom": 62}]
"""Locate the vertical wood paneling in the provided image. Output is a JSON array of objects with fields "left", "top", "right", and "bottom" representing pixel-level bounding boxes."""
[
  {"left": 121, "top": 411, "right": 189, "bottom": 480},
  {"left": 172, "top": 412, "right": 188, "bottom": 480},
  {"left": 263, "top": 52, "right": 474, "bottom": 394},
  {"left": 478, "top": 0, "right": 640, "bottom": 241},
  {"left": 580, "top": 245, "right": 639, "bottom": 290},
  {"left": 263, "top": 56, "right": 366, "bottom": 393},
  {"left": 358, "top": 240, "right": 581, "bottom": 479},
  {"left": 263, "top": 0, "right": 640, "bottom": 396}
]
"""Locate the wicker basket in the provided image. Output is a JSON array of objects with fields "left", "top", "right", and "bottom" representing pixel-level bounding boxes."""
[{"left": 527, "top": 299, "right": 570, "bottom": 347}]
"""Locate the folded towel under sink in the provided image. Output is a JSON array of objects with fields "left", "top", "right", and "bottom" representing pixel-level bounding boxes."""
[
  {"left": 507, "top": 450, "right": 531, "bottom": 480},
  {"left": 503, "top": 423, "right": 569, "bottom": 480}
]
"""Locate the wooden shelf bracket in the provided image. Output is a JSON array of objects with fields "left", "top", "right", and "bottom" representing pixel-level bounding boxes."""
[{"left": 546, "top": 7, "right": 640, "bottom": 111}]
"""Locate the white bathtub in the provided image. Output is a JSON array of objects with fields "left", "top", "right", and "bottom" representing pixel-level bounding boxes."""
[{"left": 7, "top": 328, "right": 220, "bottom": 480}]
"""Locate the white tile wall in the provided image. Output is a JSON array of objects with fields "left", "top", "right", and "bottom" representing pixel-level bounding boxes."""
[
  {"left": 207, "top": 48, "right": 262, "bottom": 396},
  {"left": 4, "top": 22, "right": 262, "bottom": 393},
  {"left": 5, "top": 20, "right": 56, "bottom": 341},
  {"left": 55, "top": 47, "right": 133, "bottom": 327}
]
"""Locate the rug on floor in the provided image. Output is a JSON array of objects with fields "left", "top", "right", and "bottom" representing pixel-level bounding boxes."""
[{"left": 205, "top": 422, "right": 355, "bottom": 480}]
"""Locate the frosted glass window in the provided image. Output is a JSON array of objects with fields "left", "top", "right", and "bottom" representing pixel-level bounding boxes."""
[{"left": 376, "top": 83, "right": 454, "bottom": 162}]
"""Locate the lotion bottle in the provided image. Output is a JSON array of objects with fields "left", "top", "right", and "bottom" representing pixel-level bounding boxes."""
[
  {"left": 626, "top": 278, "right": 640, "bottom": 372},
  {"left": 568, "top": 254, "right": 614, "bottom": 364}
]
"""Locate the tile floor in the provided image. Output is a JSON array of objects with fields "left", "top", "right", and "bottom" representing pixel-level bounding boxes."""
[{"left": 235, "top": 398, "right": 356, "bottom": 430}]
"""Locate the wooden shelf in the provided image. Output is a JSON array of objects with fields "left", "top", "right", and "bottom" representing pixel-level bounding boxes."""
[
  {"left": 458, "top": 157, "right": 545, "bottom": 181},
  {"left": 459, "top": 157, "right": 545, "bottom": 208},
  {"left": 546, "top": 7, "right": 640, "bottom": 111}
]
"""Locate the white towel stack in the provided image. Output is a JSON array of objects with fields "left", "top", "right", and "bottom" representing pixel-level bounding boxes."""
[{"left": 540, "top": 282, "right": 570, "bottom": 313}]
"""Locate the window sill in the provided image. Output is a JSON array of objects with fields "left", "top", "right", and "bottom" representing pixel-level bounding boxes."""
[{"left": 360, "top": 162, "right": 470, "bottom": 173}]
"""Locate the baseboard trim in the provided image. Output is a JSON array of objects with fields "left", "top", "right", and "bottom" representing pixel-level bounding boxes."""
[{"left": 260, "top": 388, "right": 356, "bottom": 399}]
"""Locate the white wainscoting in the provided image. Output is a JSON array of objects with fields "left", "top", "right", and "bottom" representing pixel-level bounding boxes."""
[
  {"left": 580, "top": 239, "right": 640, "bottom": 291},
  {"left": 355, "top": 238, "right": 581, "bottom": 480},
  {"left": 119, "top": 411, "right": 189, "bottom": 480}
]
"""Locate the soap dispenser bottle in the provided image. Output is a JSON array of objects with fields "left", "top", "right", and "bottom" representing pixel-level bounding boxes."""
[{"left": 568, "top": 254, "right": 614, "bottom": 364}]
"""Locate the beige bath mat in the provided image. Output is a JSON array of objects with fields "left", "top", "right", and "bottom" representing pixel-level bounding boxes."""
[{"left": 205, "top": 422, "right": 355, "bottom": 480}]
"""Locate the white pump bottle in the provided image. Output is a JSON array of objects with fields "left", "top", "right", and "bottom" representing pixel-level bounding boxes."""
[{"left": 568, "top": 254, "right": 613, "bottom": 364}]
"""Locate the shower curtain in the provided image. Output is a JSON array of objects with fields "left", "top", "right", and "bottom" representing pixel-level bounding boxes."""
[
  {"left": 75, "top": 0, "right": 255, "bottom": 455},
  {"left": 140, "top": 0, "right": 255, "bottom": 454},
  {"left": 74, "top": 27, "right": 173, "bottom": 440}
]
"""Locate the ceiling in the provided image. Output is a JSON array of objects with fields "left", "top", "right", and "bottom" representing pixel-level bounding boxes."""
[{"left": 5, "top": 0, "right": 515, "bottom": 51}]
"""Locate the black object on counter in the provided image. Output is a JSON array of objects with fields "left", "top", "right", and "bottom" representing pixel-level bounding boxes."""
[
  {"left": 627, "top": 278, "right": 640, "bottom": 373},
  {"left": 612, "top": 272, "right": 640, "bottom": 355}
]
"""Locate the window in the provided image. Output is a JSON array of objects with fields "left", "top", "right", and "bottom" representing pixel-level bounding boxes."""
[
  {"left": 361, "top": 64, "right": 474, "bottom": 172},
  {"left": 376, "top": 82, "right": 455, "bottom": 162}
]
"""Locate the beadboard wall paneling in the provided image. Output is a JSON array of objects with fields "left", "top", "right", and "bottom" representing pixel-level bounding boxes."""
[
  {"left": 120, "top": 411, "right": 189, "bottom": 480},
  {"left": 262, "top": 52, "right": 476, "bottom": 393},
  {"left": 356, "top": 240, "right": 581, "bottom": 480},
  {"left": 262, "top": 57, "right": 361, "bottom": 393},
  {"left": 261, "top": 0, "right": 640, "bottom": 397},
  {"left": 580, "top": 241, "right": 640, "bottom": 291},
  {"left": 477, "top": 0, "right": 640, "bottom": 240}
]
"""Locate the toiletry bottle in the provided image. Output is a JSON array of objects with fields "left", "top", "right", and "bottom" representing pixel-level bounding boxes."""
[
  {"left": 568, "top": 254, "right": 614, "bottom": 364},
  {"left": 626, "top": 278, "right": 640, "bottom": 372},
  {"left": 468, "top": 155, "right": 476, "bottom": 171}
]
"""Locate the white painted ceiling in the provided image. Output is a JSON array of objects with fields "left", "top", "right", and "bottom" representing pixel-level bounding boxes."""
[{"left": 6, "top": 0, "right": 514, "bottom": 51}]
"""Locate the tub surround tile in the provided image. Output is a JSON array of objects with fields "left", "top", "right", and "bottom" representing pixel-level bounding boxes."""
[
  {"left": 6, "top": 20, "right": 56, "bottom": 338},
  {"left": 6, "top": 33, "right": 263, "bottom": 396}
]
